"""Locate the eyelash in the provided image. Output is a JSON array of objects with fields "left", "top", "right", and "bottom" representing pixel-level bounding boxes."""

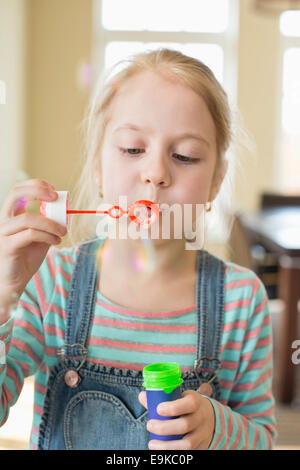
[{"left": 119, "top": 148, "right": 199, "bottom": 164}]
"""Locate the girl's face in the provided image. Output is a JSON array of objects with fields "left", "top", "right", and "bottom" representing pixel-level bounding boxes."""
[{"left": 99, "top": 71, "right": 223, "bottom": 231}]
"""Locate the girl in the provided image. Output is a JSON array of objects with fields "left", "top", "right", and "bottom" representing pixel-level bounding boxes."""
[{"left": 0, "top": 49, "right": 276, "bottom": 450}]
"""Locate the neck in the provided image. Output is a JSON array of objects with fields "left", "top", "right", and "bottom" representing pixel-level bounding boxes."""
[{"left": 99, "top": 237, "right": 198, "bottom": 281}]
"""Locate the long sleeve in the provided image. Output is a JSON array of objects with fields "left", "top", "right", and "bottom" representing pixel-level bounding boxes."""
[
  {"left": 0, "top": 247, "right": 58, "bottom": 427},
  {"left": 206, "top": 278, "right": 277, "bottom": 450}
]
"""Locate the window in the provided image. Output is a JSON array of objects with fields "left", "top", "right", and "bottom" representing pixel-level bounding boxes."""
[
  {"left": 91, "top": 0, "right": 239, "bottom": 243},
  {"left": 278, "top": 11, "right": 300, "bottom": 194},
  {"left": 93, "top": 0, "right": 239, "bottom": 101}
]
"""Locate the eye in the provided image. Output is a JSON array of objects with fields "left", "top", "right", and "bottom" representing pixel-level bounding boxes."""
[
  {"left": 173, "top": 153, "right": 199, "bottom": 164},
  {"left": 119, "top": 148, "right": 144, "bottom": 155}
]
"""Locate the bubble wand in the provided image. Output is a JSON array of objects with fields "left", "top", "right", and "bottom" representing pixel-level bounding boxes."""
[{"left": 40, "top": 191, "right": 160, "bottom": 228}]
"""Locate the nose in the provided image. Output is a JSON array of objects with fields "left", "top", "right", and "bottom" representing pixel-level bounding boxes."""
[{"left": 141, "top": 154, "right": 171, "bottom": 189}]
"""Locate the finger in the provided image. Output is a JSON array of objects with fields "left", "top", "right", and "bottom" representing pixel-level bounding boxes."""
[
  {"left": 0, "top": 179, "right": 57, "bottom": 219},
  {"left": 156, "top": 390, "right": 201, "bottom": 417},
  {"left": 149, "top": 427, "right": 202, "bottom": 451},
  {"left": 138, "top": 391, "right": 147, "bottom": 409},
  {"left": 0, "top": 212, "right": 67, "bottom": 238},
  {"left": 147, "top": 410, "right": 200, "bottom": 436},
  {"left": 5, "top": 228, "right": 61, "bottom": 252}
]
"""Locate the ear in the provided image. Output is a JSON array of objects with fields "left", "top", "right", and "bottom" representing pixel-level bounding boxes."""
[{"left": 209, "top": 159, "right": 228, "bottom": 202}]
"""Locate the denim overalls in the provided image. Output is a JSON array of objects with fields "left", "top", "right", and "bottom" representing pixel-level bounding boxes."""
[{"left": 38, "top": 237, "right": 225, "bottom": 450}]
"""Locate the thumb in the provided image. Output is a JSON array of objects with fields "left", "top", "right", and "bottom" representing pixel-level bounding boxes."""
[
  {"left": 138, "top": 390, "right": 148, "bottom": 409},
  {"left": 197, "top": 382, "right": 213, "bottom": 397}
]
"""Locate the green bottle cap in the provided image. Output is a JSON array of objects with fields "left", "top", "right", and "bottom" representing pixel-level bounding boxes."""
[{"left": 142, "top": 362, "right": 183, "bottom": 394}]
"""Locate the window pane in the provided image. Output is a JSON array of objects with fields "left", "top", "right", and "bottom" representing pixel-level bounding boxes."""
[
  {"left": 105, "top": 42, "right": 224, "bottom": 83},
  {"left": 282, "top": 48, "right": 300, "bottom": 135},
  {"left": 280, "top": 135, "right": 300, "bottom": 193},
  {"left": 102, "top": 0, "right": 229, "bottom": 33},
  {"left": 280, "top": 11, "right": 300, "bottom": 37}
]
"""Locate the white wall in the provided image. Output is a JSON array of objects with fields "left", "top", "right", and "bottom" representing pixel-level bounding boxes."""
[{"left": 0, "top": 0, "right": 28, "bottom": 205}]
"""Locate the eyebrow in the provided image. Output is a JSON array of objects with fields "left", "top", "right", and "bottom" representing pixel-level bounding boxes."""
[{"left": 113, "top": 123, "right": 210, "bottom": 148}]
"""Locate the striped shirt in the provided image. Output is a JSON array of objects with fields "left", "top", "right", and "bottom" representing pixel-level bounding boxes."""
[{"left": 0, "top": 243, "right": 277, "bottom": 449}]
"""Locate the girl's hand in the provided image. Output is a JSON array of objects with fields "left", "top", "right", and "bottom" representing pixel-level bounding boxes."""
[
  {"left": 138, "top": 383, "right": 215, "bottom": 450},
  {"left": 0, "top": 179, "right": 67, "bottom": 318}
]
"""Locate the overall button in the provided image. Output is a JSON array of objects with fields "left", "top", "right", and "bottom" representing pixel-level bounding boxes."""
[
  {"left": 64, "top": 370, "right": 80, "bottom": 388},
  {"left": 197, "top": 382, "right": 213, "bottom": 397}
]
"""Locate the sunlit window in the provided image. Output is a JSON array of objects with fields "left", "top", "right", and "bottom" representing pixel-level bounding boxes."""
[
  {"left": 102, "top": 0, "right": 229, "bottom": 33},
  {"left": 94, "top": 0, "right": 238, "bottom": 96},
  {"left": 280, "top": 10, "right": 300, "bottom": 37},
  {"left": 279, "top": 12, "right": 300, "bottom": 193}
]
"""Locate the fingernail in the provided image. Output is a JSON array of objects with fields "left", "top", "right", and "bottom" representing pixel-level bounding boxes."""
[
  {"left": 59, "top": 225, "right": 67, "bottom": 235},
  {"left": 157, "top": 405, "right": 167, "bottom": 415}
]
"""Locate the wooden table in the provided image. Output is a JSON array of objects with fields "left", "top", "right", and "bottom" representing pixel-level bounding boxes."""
[{"left": 239, "top": 207, "right": 300, "bottom": 404}]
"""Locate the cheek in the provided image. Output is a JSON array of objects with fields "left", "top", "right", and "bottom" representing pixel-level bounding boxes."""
[
  {"left": 176, "top": 172, "right": 212, "bottom": 205},
  {"left": 101, "top": 153, "right": 136, "bottom": 199}
]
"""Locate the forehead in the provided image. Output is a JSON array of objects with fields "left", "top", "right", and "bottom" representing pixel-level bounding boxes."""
[{"left": 106, "top": 71, "right": 216, "bottom": 142}]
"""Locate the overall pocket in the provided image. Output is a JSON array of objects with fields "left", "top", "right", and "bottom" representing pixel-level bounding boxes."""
[{"left": 64, "top": 389, "right": 149, "bottom": 450}]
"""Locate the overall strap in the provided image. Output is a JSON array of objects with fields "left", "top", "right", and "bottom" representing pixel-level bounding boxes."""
[
  {"left": 60, "top": 238, "right": 105, "bottom": 362},
  {"left": 194, "top": 249, "right": 226, "bottom": 382}
]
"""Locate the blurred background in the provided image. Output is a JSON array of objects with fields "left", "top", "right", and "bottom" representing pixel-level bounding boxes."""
[{"left": 0, "top": 0, "right": 300, "bottom": 450}]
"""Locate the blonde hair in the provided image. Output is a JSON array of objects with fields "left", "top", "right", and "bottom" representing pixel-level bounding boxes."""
[{"left": 69, "top": 48, "right": 251, "bottom": 248}]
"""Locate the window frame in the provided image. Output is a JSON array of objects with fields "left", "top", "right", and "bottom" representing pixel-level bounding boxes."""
[
  {"left": 275, "top": 14, "right": 300, "bottom": 193},
  {"left": 91, "top": 0, "right": 240, "bottom": 104}
]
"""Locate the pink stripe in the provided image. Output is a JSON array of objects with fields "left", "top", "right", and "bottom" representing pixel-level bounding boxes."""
[
  {"left": 35, "top": 382, "right": 46, "bottom": 394},
  {"left": 251, "top": 277, "right": 260, "bottom": 296},
  {"left": 253, "top": 425, "right": 259, "bottom": 449},
  {"left": 48, "top": 303, "right": 66, "bottom": 319},
  {"left": 253, "top": 297, "right": 267, "bottom": 315},
  {"left": 244, "top": 327, "right": 262, "bottom": 340},
  {"left": 3, "top": 383, "right": 13, "bottom": 402},
  {"left": 18, "top": 300, "right": 41, "bottom": 318},
  {"left": 93, "top": 317, "right": 196, "bottom": 332},
  {"left": 219, "top": 379, "right": 234, "bottom": 389},
  {"left": 212, "top": 401, "right": 225, "bottom": 449},
  {"left": 246, "top": 352, "right": 272, "bottom": 370},
  {"left": 89, "top": 337, "right": 195, "bottom": 353},
  {"left": 241, "top": 415, "right": 249, "bottom": 449},
  {"left": 44, "top": 324, "right": 65, "bottom": 338},
  {"left": 11, "top": 338, "right": 41, "bottom": 364},
  {"left": 87, "top": 358, "right": 192, "bottom": 373},
  {"left": 34, "top": 404, "right": 44, "bottom": 415},
  {"left": 223, "top": 320, "right": 248, "bottom": 331},
  {"left": 232, "top": 266, "right": 250, "bottom": 273},
  {"left": 57, "top": 265, "right": 71, "bottom": 281},
  {"left": 220, "top": 340, "right": 242, "bottom": 351},
  {"left": 226, "top": 411, "right": 233, "bottom": 449},
  {"left": 14, "top": 319, "right": 44, "bottom": 344},
  {"left": 54, "top": 285, "right": 69, "bottom": 298},
  {"left": 47, "top": 250, "right": 56, "bottom": 282},
  {"left": 96, "top": 298, "right": 196, "bottom": 317},
  {"left": 257, "top": 336, "right": 272, "bottom": 348},
  {"left": 244, "top": 406, "right": 274, "bottom": 419},
  {"left": 60, "top": 254, "right": 75, "bottom": 264},
  {"left": 225, "top": 299, "right": 251, "bottom": 310},
  {"left": 233, "top": 370, "right": 272, "bottom": 391},
  {"left": 34, "top": 273, "right": 47, "bottom": 315},
  {"left": 231, "top": 417, "right": 242, "bottom": 450},
  {"left": 32, "top": 426, "right": 39, "bottom": 435},
  {"left": 45, "top": 346, "right": 59, "bottom": 356},
  {"left": 226, "top": 279, "right": 254, "bottom": 289},
  {"left": 221, "top": 360, "right": 237, "bottom": 369}
]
